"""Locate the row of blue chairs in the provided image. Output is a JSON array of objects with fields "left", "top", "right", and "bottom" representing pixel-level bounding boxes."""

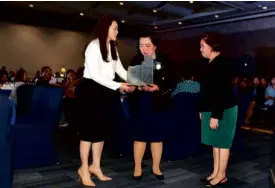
[
  {"left": 0, "top": 85, "right": 63, "bottom": 188},
  {"left": 113, "top": 92, "right": 202, "bottom": 160},
  {"left": 113, "top": 92, "right": 246, "bottom": 160},
  {"left": 0, "top": 95, "right": 13, "bottom": 188}
]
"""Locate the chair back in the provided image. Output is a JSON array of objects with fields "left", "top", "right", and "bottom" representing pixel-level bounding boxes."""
[
  {"left": 163, "top": 92, "right": 201, "bottom": 160},
  {"left": 0, "top": 96, "right": 12, "bottom": 146},
  {"left": 0, "top": 89, "right": 12, "bottom": 97},
  {"left": 30, "top": 86, "right": 63, "bottom": 130},
  {"left": 16, "top": 84, "right": 34, "bottom": 116},
  {"left": 0, "top": 96, "right": 13, "bottom": 188}
]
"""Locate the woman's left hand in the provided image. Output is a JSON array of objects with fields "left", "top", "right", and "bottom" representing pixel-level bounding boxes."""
[{"left": 209, "top": 118, "right": 218, "bottom": 130}]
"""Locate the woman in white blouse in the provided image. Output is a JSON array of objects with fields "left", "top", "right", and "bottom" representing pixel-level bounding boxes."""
[{"left": 75, "top": 16, "right": 135, "bottom": 186}]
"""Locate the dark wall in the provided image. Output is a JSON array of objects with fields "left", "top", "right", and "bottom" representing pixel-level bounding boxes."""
[{"left": 158, "top": 28, "right": 275, "bottom": 78}]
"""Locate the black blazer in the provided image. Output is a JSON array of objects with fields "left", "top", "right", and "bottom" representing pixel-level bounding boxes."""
[
  {"left": 129, "top": 52, "right": 176, "bottom": 111},
  {"left": 198, "top": 55, "right": 237, "bottom": 119},
  {"left": 130, "top": 52, "right": 176, "bottom": 93}
]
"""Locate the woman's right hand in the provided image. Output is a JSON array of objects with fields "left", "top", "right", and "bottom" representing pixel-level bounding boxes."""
[{"left": 120, "top": 83, "right": 135, "bottom": 93}]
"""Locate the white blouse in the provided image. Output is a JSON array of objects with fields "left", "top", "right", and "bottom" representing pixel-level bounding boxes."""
[{"left": 83, "top": 38, "right": 127, "bottom": 90}]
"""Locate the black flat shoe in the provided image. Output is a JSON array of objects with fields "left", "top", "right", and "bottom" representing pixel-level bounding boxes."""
[
  {"left": 151, "top": 170, "right": 164, "bottom": 180},
  {"left": 132, "top": 175, "right": 142, "bottom": 182},
  {"left": 205, "top": 178, "right": 228, "bottom": 187}
]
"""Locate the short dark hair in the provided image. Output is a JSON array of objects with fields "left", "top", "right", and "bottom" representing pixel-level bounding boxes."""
[
  {"left": 66, "top": 69, "right": 74, "bottom": 75},
  {"left": 138, "top": 32, "right": 159, "bottom": 47},
  {"left": 92, "top": 15, "right": 118, "bottom": 62},
  {"left": 200, "top": 32, "right": 223, "bottom": 52},
  {"left": 41, "top": 66, "right": 51, "bottom": 73}
]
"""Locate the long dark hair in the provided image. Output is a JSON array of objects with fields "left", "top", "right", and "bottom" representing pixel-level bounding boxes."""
[
  {"left": 92, "top": 15, "right": 118, "bottom": 62},
  {"left": 15, "top": 68, "right": 27, "bottom": 82}
]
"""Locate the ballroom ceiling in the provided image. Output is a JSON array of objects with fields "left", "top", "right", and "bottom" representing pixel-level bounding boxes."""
[{"left": 1, "top": 1, "right": 275, "bottom": 33}]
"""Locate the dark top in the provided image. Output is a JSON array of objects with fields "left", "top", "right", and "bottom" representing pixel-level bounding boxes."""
[
  {"left": 254, "top": 86, "right": 266, "bottom": 107},
  {"left": 130, "top": 53, "right": 176, "bottom": 93},
  {"left": 36, "top": 77, "right": 51, "bottom": 86},
  {"left": 129, "top": 52, "right": 177, "bottom": 111},
  {"left": 199, "top": 55, "right": 237, "bottom": 120}
]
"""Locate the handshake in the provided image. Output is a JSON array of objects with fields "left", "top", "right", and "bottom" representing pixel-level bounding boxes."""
[{"left": 119, "top": 83, "right": 159, "bottom": 93}]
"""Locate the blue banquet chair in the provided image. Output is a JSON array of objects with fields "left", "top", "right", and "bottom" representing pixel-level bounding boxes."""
[
  {"left": 0, "top": 95, "right": 14, "bottom": 188},
  {"left": 162, "top": 92, "right": 201, "bottom": 161},
  {"left": 12, "top": 85, "right": 63, "bottom": 169}
]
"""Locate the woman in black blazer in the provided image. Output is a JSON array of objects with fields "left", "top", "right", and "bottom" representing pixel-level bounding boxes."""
[{"left": 129, "top": 34, "right": 176, "bottom": 182}]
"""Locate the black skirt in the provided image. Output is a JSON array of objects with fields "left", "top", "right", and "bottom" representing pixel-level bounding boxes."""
[{"left": 75, "top": 78, "right": 117, "bottom": 142}]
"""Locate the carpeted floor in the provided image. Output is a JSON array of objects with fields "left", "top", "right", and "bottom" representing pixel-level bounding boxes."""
[{"left": 13, "top": 131, "right": 272, "bottom": 188}]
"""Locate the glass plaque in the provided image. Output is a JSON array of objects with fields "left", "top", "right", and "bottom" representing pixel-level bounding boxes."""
[{"left": 127, "top": 56, "right": 154, "bottom": 86}]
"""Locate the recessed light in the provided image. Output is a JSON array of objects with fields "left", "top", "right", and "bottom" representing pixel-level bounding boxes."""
[
  {"left": 178, "top": 21, "right": 182, "bottom": 25},
  {"left": 189, "top": 1, "right": 194, "bottom": 3},
  {"left": 154, "top": 26, "right": 158, "bottom": 29},
  {"left": 214, "top": 15, "right": 219, "bottom": 18},
  {"left": 119, "top": 2, "right": 124, "bottom": 6},
  {"left": 121, "top": 20, "right": 125, "bottom": 23},
  {"left": 262, "top": 6, "right": 267, "bottom": 10},
  {"left": 80, "top": 13, "right": 84, "bottom": 16},
  {"left": 29, "top": 4, "right": 34, "bottom": 8},
  {"left": 153, "top": 9, "right": 157, "bottom": 13}
]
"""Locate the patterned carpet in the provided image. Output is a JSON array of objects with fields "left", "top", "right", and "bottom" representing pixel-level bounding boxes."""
[{"left": 13, "top": 131, "right": 272, "bottom": 188}]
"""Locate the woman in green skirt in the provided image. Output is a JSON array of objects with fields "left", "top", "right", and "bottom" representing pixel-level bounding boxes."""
[{"left": 198, "top": 32, "right": 238, "bottom": 187}]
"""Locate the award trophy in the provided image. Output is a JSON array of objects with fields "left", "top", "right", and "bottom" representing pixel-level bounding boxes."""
[{"left": 127, "top": 56, "right": 154, "bottom": 86}]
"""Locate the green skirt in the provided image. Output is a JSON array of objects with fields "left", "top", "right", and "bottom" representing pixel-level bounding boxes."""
[{"left": 201, "top": 105, "right": 238, "bottom": 149}]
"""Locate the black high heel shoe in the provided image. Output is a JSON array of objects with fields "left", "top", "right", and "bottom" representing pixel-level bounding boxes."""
[
  {"left": 205, "top": 178, "right": 228, "bottom": 187},
  {"left": 151, "top": 170, "right": 165, "bottom": 180},
  {"left": 132, "top": 174, "right": 143, "bottom": 182},
  {"left": 200, "top": 177, "right": 213, "bottom": 183}
]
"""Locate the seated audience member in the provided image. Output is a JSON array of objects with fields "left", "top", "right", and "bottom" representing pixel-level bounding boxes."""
[
  {"left": 233, "top": 76, "right": 241, "bottom": 97},
  {"left": 264, "top": 77, "right": 275, "bottom": 127},
  {"left": 36, "top": 66, "right": 53, "bottom": 86},
  {"left": 60, "top": 69, "right": 74, "bottom": 89},
  {"left": 9, "top": 71, "right": 15, "bottom": 82},
  {"left": 264, "top": 77, "right": 275, "bottom": 107},
  {"left": 171, "top": 73, "right": 200, "bottom": 98},
  {"left": 0, "top": 70, "right": 9, "bottom": 87},
  {"left": 65, "top": 71, "right": 79, "bottom": 98},
  {"left": 261, "top": 77, "right": 268, "bottom": 89},
  {"left": 238, "top": 79, "right": 253, "bottom": 124},
  {"left": 10, "top": 68, "right": 28, "bottom": 103},
  {"left": 60, "top": 71, "right": 80, "bottom": 128},
  {"left": 245, "top": 77, "right": 264, "bottom": 124},
  {"left": 77, "top": 67, "right": 84, "bottom": 79},
  {"left": 33, "top": 70, "right": 41, "bottom": 84}
]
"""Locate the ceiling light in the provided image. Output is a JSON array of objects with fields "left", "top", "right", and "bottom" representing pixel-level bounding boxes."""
[
  {"left": 189, "top": 1, "right": 194, "bottom": 3},
  {"left": 262, "top": 6, "right": 267, "bottom": 10},
  {"left": 121, "top": 20, "right": 125, "bottom": 23},
  {"left": 119, "top": 2, "right": 124, "bottom": 6},
  {"left": 154, "top": 26, "right": 158, "bottom": 29},
  {"left": 29, "top": 4, "right": 34, "bottom": 8},
  {"left": 178, "top": 21, "right": 182, "bottom": 25},
  {"left": 80, "top": 13, "right": 84, "bottom": 16},
  {"left": 214, "top": 15, "right": 219, "bottom": 18},
  {"left": 258, "top": 4, "right": 262, "bottom": 8},
  {"left": 153, "top": 9, "right": 157, "bottom": 13}
]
